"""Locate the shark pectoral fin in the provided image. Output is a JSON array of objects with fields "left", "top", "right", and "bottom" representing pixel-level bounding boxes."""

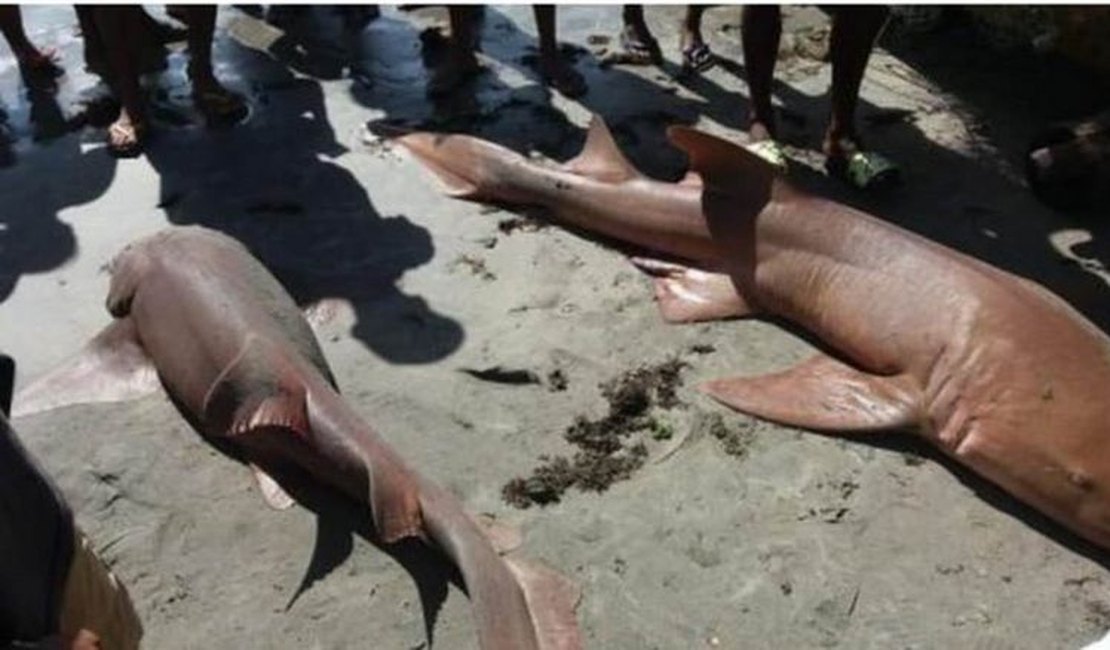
[
  {"left": 233, "top": 393, "right": 311, "bottom": 437},
  {"left": 203, "top": 336, "right": 311, "bottom": 439},
  {"left": 13, "top": 319, "right": 160, "bottom": 418},
  {"left": 505, "top": 557, "right": 584, "bottom": 650},
  {"left": 701, "top": 354, "right": 921, "bottom": 433},
  {"left": 562, "top": 114, "right": 643, "bottom": 183},
  {"left": 629, "top": 257, "right": 754, "bottom": 322},
  {"left": 250, "top": 463, "right": 296, "bottom": 510},
  {"left": 202, "top": 338, "right": 313, "bottom": 511}
]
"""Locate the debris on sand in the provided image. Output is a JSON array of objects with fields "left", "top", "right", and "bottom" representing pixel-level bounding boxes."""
[
  {"left": 503, "top": 359, "right": 688, "bottom": 508},
  {"left": 461, "top": 366, "right": 541, "bottom": 386},
  {"left": 688, "top": 343, "right": 716, "bottom": 355},
  {"left": 497, "top": 215, "right": 547, "bottom": 235},
  {"left": 902, "top": 451, "right": 927, "bottom": 466},
  {"left": 700, "top": 412, "right": 755, "bottom": 459},
  {"left": 451, "top": 254, "right": 496, "bottom": 281},
  {"left": 546, "top": 369, "right": 568, "bottom": 392},
  {"left": 797, "top": 476, "right": 861, "bottom": 524}
]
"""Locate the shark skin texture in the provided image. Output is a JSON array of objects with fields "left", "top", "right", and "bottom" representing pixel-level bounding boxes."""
[
  {"left": 394, "top": 115, "right": 1110, "bottom": 552},
  {"left": 16, "top": 226, "right": 581, "bottom": 650}
]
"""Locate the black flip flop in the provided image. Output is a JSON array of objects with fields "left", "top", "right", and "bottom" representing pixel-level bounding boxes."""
[
  {"left": 681, "top": 43, "right": 716, "bottom": 74},
  {"left": 619, "top": 25, "right": 663, "bottom": 66}
]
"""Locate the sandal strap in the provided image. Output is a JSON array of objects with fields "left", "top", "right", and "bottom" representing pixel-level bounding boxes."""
[{"left": 682, "top": 43, "right": 716, "bottom": 72}]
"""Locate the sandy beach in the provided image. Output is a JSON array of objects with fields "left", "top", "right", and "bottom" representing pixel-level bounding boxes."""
[{"left": 3, "top": 6, "right": 1110, "bottom": 648}]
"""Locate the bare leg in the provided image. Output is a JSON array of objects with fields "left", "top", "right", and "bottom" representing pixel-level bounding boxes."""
[
  {"left": 823, "top": 7, "right": 898, "bottom": 189},
  {"left": 75, "top": 6, "right": 107, "bottom": 76},
  {"left": 618, "top": 5, "right": 661, "bottom": 65},
  {"left": 680, "top": 5, "right": 714, "bottom": 72},
  {"left": 176, "top": 5, "right": 247, "bottom": 123},
  {"left": 824, "top": 6, "right": 889, "bottom": 158},
  {"left": 741, "top": 6, "right": 781, "bottom": 142},
  {"left": 90, "top": 7, "right": 148, "bottom": 156},
  {"left": 0, "top": 5, "right": 60, "bottom": 75},
  {"left": 427, "top": 6, "right": 481, "bottom": 97},
  {"left": 534, "top": 5, "right": 586, "bottom": 97}
]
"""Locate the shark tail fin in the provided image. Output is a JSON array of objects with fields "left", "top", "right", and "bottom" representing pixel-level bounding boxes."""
[{"left": 417, "top": 486, "right": 583, "bottom": 650}]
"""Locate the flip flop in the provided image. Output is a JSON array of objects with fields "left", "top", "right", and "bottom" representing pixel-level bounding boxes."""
[
  {"left": 826, "top": 149, "right": 900, "bottom": 191},
  {"left": 681, "top": 42, "right": 715, "bottom": 74},
  {"left": 746, "top": 139, "right": 789, "bottom": 173},
  {"left": 107, "top": 118, "right": 147, "bottom": 158},
  {"left": 618, "top": 24, "right": 663, "bottom": 66}
]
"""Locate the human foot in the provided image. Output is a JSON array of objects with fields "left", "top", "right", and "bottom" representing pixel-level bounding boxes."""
[
  {"left": 107, "top": 108, "right": 147, "bottom": 157},
  {"left": 679, "top": 31, "right": 714, "bottom": 74},
  {"left": 823, "top": 133, "right": 899, "bottom": 191},
  {"left": 617, "top": 21, "right": 662, "bottom": 66},
  {"left": 745, "top": 120, "right": 787, "bottom": 172}
]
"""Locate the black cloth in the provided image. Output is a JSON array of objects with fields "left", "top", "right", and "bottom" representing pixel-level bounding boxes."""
[{"left": 0, "top": 413, "right": 74, "bottom": 644}]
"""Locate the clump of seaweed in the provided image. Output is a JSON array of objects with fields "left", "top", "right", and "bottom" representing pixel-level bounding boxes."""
[{"left": 503, "top": 359, "right": 687, "bottom": 508}]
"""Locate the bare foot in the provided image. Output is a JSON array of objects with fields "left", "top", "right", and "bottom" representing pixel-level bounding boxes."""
[
  {"left": 630, "top": 257, "right": 752, "bottom": 323},
  {"left": 748, "top": 119, "right": 775, "bottom": 143},
  {"left": 615, "top": 21, "right": 662, "bottom": 65},
  {"left": 679, "top": 31, "right": 714, "bottom": 74}
]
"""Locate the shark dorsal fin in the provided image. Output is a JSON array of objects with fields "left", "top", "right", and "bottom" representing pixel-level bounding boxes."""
[{"left": 563, "top": 115, "right": 643, "bottom": 183}]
